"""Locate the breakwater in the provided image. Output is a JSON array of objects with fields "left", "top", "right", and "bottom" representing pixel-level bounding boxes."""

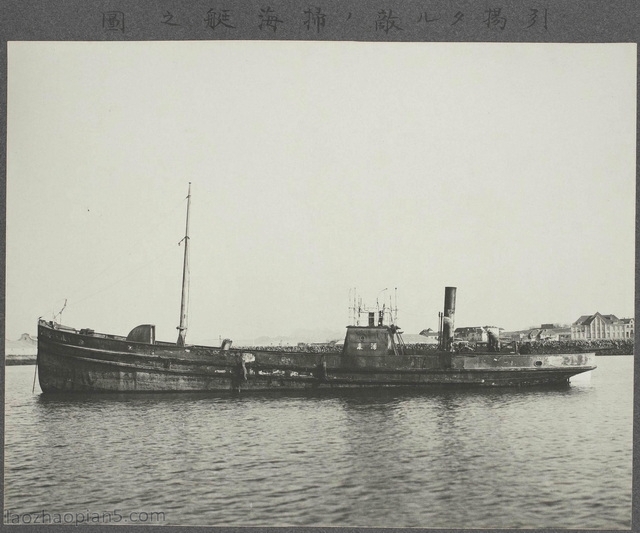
[
  {"left": 245, "top": 340, "right": 634, "bottom": 356},
  {"left": 5, "top": 355, "right": 37, "bottom": 366},
  {"left": 518, "top": 340, "right": 634, "bottom": 355}
]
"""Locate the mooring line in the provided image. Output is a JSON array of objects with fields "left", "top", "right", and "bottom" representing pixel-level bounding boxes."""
[{"left": 32, "top": 358, "right": 38, "bottom": 394}]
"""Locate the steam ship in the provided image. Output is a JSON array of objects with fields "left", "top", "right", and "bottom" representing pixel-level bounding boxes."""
[{"left": 36, "top": 186, "right": 596, "bottom": 393}]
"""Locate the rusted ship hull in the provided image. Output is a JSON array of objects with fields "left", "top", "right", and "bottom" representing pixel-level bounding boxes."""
[{"left": 37, "top": 321, "right": 596, "bottom": 393}]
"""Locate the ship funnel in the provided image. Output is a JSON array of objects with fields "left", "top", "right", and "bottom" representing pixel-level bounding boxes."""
[
  {"left": 368, "top": 312, "right": 375, "bottom": 327},
  {"left": 441, "top": 286, "right": 457, "bottom": 351}
]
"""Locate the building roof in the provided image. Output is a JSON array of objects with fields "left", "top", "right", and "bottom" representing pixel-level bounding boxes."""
[
  {"left": 454, "top": 327, "right": 485, "bottom": 333},
  {"left": 573, "top": 312, "right": 622, "bottom": 326},
  {"left": 573, "top": 315, "right": 591, "bottom": 326}
]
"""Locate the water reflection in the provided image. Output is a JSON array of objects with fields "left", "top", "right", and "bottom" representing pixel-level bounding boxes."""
[
  {"left": 5, "top": 362, "right": 631, "bottom": 529},
  {"left": 34, "top": 379, "right": 576, "bottom": 406}
]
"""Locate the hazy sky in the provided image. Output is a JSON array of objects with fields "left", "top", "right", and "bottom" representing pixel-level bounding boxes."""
[{"left": 6, "top": 41, "right": 636, "bottom": 344}]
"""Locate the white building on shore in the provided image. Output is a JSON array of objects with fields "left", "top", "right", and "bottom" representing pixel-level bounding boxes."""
[{"left": 571, "top": 313, "right": 634, "bottom": 340}]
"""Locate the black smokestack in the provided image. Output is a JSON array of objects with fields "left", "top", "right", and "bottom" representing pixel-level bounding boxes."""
[
  {"left": 442, "top": 287, "right": 457, "bottom": 351},
  {"left": 368, "top": 312, "right": 375, "bottom": 327}
]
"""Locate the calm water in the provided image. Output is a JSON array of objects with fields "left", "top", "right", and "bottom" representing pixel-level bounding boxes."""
[{"left": 5, "top": 357, "right": 633, "bottom": 528}]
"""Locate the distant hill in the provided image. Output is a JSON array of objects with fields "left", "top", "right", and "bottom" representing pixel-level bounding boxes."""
[
  {"left": 401, "top": 333, "right": 438, "bottom": 344},
  {"left": 6, "top": 333, "right": 37, "bottom": 365},
  {"left": 200, "top": 328, "right": 344, "bottom": 348},
  {"left": 501, "top": 326, "right": 572, "bottom": 341}
]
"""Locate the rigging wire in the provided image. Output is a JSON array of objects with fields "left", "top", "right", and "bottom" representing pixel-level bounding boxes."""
[
  {"left": 53, "top": 299, "right": 67, "bottom": 322},
  {"left": 62, "top": 198, "right": 186, "bottom": 304},
  {"left": 178, "top": 229, "right": 192, "bottom": 335},
  {"left": 66, "top": 240, "right": 179, "bottom": 310}
]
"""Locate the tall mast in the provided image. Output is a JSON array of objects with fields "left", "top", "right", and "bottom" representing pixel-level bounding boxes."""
[{"left": 177, "top": 182, "right": 191, "bottom": 346}]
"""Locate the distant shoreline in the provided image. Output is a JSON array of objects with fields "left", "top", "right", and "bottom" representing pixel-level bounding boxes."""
[{"left": 6, "top": 356, "right": 36, "bottom": 366}]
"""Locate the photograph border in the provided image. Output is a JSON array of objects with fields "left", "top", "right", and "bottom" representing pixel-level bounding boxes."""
[{"left": 0, "top": 0, "right": 638, "bottom": 531}]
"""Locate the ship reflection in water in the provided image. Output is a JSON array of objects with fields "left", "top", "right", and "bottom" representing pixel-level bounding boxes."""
[{"left": 5, "top": 356, "right": 632, "bottom": 529}]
